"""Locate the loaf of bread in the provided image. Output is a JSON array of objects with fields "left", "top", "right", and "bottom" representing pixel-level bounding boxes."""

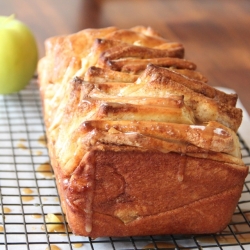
[{"left": 38, "top": 26, "right": 248, "bottom": 238}]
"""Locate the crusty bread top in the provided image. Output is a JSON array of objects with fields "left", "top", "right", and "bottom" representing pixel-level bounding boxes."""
[{"left": 38, "top": 26, "right": 244, "bottom": 176}]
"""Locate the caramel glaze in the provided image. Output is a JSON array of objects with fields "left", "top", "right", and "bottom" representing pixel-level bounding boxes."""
[
  {"left": 45, "top": 245, "right": 61, "bottom": 250},
  {"left": 37, "top": 163, "right": 54, "bottom": 178}
]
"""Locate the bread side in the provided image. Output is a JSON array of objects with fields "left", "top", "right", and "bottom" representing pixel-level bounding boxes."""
[
  {"left": 58, "top": 148, "right": 246, "bottom": 237},
  {"left": 38, "top": 26, "right": 248, "bottom": 237}
]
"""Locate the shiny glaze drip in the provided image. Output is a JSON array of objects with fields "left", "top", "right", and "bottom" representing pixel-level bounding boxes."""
[
  {"left": 177, "top": 154, "right": 187, "bottom": 182},
  {"left": 68, "top": 152, "right": 96, "bottom": 234},
  {"left": 23, "top": 188, "right": 33, "bottom": 194},
  {"left": 35, "top": 150, "right": 43, "bottom": 155},
  {"left": 45, "top": 245, "right": 61, "bottom": 250},
  {"left": 38, "top": 135, "right": 47, "bottom": 146},
  {"left": 37, "top": 163, "right": 53, "bottom": 178},
  {"left": 22, "top": 188, "right": 34, "bottom": 202},
  {"left": 72, "top": 243, "right": 83, "bottom": 248},
  {"left": 22, "top": 196, "right": 34, "bottom": 202},
  {"left": 17, "top": 143, "right": 28, "bottom": 150},
  {"left": 42, "top": 213, "right": 71, "bottom": 233},
  {"left": 3, "top": 207, "right": 11, "bottom": 213},
  {"left": 32, "top": 214, "right": 42, "bottom": 219}
]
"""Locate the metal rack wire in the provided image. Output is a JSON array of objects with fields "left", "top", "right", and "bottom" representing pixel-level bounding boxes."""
[{"left": 0, "top": 78, "right": 249, "bottom": 250}]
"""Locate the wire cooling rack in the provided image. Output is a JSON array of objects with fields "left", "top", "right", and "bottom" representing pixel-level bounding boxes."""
[{"left": 0, "top": 78, "right": 250, "bottom": 250}]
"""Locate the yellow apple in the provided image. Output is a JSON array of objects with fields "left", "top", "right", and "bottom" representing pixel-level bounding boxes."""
[{"left": 0, "top": 15, "right": 38, "bottom": 94}]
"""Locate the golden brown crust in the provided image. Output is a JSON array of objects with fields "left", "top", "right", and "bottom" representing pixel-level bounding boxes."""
[
  {"left": 63, "top": 149, "right": 248, "bottom": 237},
  {"left": 38, "top": 26, "right": 248, "bottom": 237}
]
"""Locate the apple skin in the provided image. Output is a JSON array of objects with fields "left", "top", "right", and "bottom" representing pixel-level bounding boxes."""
[{"left": 0, "top": 15, "right": 38, "bottom": 94}]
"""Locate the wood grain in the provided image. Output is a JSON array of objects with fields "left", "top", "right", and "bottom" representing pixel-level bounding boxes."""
[{"left": 1, "top": 0, "right": 249, "bottom": 113}]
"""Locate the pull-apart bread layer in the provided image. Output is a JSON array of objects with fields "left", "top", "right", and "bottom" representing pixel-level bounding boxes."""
[{"left": 38, "top": 26, "right": 248, "bottom": 238}]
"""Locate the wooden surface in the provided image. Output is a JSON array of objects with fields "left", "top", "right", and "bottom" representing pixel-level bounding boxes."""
[{"left": 1, "top": 0, "right": 250, "bottom": 114}]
